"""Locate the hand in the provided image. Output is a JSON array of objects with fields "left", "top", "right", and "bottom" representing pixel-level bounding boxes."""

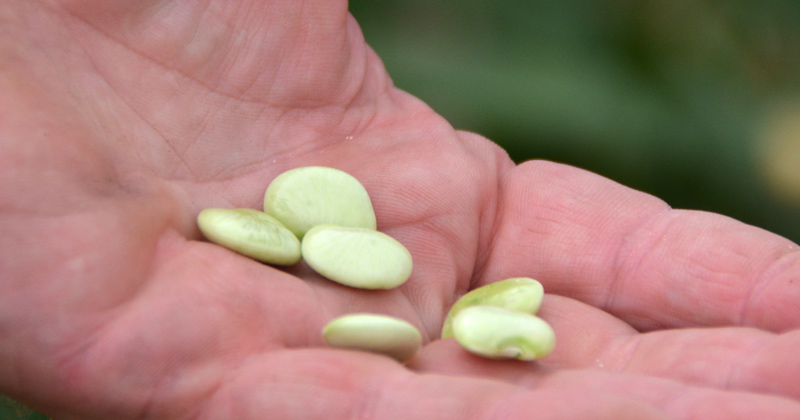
[{"left": 2, "top": 1, "right": 799, "bottom": 419}]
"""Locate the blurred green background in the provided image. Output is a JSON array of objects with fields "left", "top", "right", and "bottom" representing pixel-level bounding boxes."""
[
  {"left": 0, "top": 395, "right": 48, "bottom": 420},
  {"left": 350, "top": 0, "right": 800, "bottom": 243}
]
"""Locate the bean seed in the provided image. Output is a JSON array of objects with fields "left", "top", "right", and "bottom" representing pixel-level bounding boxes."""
[
  {"left": 302, "top": 225, "right": 413, "bottom": 289},
  {"left": 197, "top": 208, "right": 301, "bottom": 265},
  {"left": 264, "top": 166, "right": 377, "bottom": 238},
  {"left": 441, "top": 277, "right": 544, "bottom": 338},
  {"left": 322, "top": 313, "right": 422, "bottom": 362},
  {"left": 452, "top": 305, "right": 555, "bottom": 361}
]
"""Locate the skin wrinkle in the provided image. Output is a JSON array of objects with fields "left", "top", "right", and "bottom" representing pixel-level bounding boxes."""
[
  {"left": 62, "top": 7, "right": 200, "bottom": 90},
  {"left": 193, "top": 353, "right": 249, "bottom": 420},
  {"left": 687, "top": 215, "right": 800, "bottom": 331},
  {"left": 207, "top": 2, "right": 262, "bottom": 97},
  {"left": 163, "top": 99, "right": 221, "bottom": 164},
  {"left": 177, "top": 104, "right": 221, "bottom": 178},
  {"left": 257, "top": 13, "right": 303, "bottom": 106},
  {"left": 354, "top": 361, "right": 406, "bottom": 420},
  {"left": 603, "top": 333, "right": 645, "bottom": 377},
  {"left": 140, "top": 346, "right": 242, "bottom": 420},
  {"left": 399, "top": 280, "right": 438, "bottom": 342},
  {"left": 52, "top": 15, "right": 193, "bottom": 180},
  {"left": 164, "top": 358, "right": 228, "bottom": 420},
  {"left": 266, "top": 107, "right": 343, "bottom": 157},
  {"left": 219, "top": 3, "right": 294, "bottom": 98},
  {"left": 650, "top": 386, "right": 693, "bottom": 419},
  {"left": 61, "top": 1, "right": 291, "bottom": 105},
  {"left": 233, "top": 5, "right": 336, "bottom": 106},
  {"left": 250, "top": 5, "right": 357, "bottom": 108},
  {"left": 605, "top": 205, "right": 673, "bottom": 329},
  {"left": 59, "top": 3, "right": 371, "bottom": 182},
  {"left": 447, "top": 133, "right": 506, "bottom": 291},
  {"left": 390, "top": 222, "right": 462, "bottom": 321},
  {"left": 468, "top": 143, "right": 511, "bottom": 290},
  {"left": 723, "top": 331, "right": 771, "bottom": 394},
  {"left": 341, "top": 69, "right": 398, "bottom": 136},
  {"left": 362, "top": 368, "right": 417, "bottom": 420},
  {"left": 244, "top": 50, "right": 382, "bottom": 166},
  {"left": 614, "top": 210, "right": 742, "bottom": 329}
]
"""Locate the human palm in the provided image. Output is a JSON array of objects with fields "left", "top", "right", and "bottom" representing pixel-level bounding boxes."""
[{"left": 2, "top": 1, "right": 800, "bottom": 419}]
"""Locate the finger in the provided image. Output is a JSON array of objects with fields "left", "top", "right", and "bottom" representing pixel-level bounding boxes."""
[
  {"left": 414, "top": 342, "right": 800, "bottom": 420},
  {"left": 199, "top": 350, "right": 670, "bottom": 420},
  {"left": 544, "top": 295, "right": 800, "bottom": 399},
  {"left": 537, "top": 369, "right": 800, "bottom": 420},
  {"left": 478, "top": 160, "right": 800, "bottom": 331},
  {"left": 607, "top": 328, "right": 800, "bottom": 401},
  {"left": 427, "top": 294, "right": 800, "bottom": 401},
  {"left": 202, "top": 349, "right": 800, "bottom": 420}
]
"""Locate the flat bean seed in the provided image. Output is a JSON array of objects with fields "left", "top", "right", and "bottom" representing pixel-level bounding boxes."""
[
  {"left": 264, "top": 166, "right": 377, "bottom": 238},
  {"left": 302, "top": 225, "right": 413, "bottom": 289},
  {"left": 441, "top": 277, "right": 544, "bottom": 338},
  {"left": 197, "top": 208, "right": 301, "bottom": 265},
  {"left": 323, "top": 313, "right": 422, "bottom": 362},
  {"left": 452, "top": 305, "right": 555, "bottom": 361}
]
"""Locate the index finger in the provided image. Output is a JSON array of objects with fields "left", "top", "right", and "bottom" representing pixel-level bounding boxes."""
[{"left": 476, "top": 160, "right": 800, "bottom": 332}]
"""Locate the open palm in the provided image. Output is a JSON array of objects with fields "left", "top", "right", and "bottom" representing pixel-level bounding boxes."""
[{"left": 2, "top": 1, "right": 800, "bottom": 419}]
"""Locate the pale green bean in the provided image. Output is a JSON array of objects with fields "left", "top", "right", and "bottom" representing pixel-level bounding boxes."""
[
  {"left": 323, "top": 313, "right": 422, "bottom": 362},
  {"left": 441, "top": 277, "right": 544, "bottom": 338},
  {"left": 197, "top": 208, "right": 301, "bottom": 265},
  {"left": 452, "top": 305, "right": 555, "bottom": 361}
]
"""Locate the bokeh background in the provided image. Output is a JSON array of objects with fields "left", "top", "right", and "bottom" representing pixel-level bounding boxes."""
[
  {"left": 5, "top": 1, "right": 800, "bottom": 418},
  {"left": 350, "top": 0, "right": 800, "bottom": 243}
]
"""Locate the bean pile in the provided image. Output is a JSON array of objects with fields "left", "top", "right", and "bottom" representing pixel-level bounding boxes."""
[{"left": 197, "top": 166, "right": 555, "bottom": 362}]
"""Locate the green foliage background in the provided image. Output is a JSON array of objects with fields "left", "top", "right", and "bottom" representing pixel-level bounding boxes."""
[
  {"left": 350, "top": 0, "right": 800, "bottom": 243},
  {"left": 0, "top": 395, "right": 49, "bottom": 420},
  {"left": 4, "top": 1, "right": 800, "bottom": 418}
]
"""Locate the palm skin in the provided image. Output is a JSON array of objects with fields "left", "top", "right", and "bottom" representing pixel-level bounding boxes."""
[{"left": 1, "top": 1, "right": 800, "bottom": 419}]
